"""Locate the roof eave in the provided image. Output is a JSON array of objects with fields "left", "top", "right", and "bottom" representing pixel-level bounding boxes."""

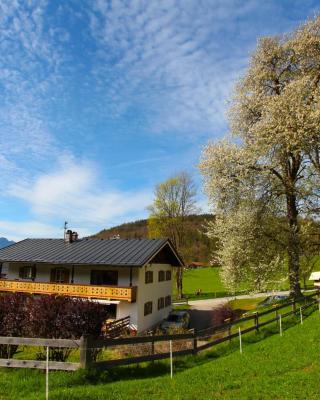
[{"left": 141, "top": 239, "right": 184, "bottom": 268}]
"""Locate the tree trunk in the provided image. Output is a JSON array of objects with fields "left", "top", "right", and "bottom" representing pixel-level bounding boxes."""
[
  {"left": 176, "top": 266, "right": 183, "bottom": 299},
  {"left": 174, "top": 223, "right": 184, "bottom": 299},
  {"left": 286, "top": 192, "right": 302, "bottom": 298}
]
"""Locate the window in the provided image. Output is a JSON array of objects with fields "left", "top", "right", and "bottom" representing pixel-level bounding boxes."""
[
  {"left": 158, "top": 270, "right": 165, "bottom": 282},
  {"left": 165, "top": 295, "right": 172, "bottom": 307},
  {"left": 50, "top": 268, "right": 70, "bottom": 284},
  {"left": 19, "top": 266, "right": 36, "bottom": 280},
  {"left": 90, "top": 270, "right": 118, "bottom": 285},
  {"left": 166, "top": 271, "right": 172, "bottom": 281},
  {"left": 158, "top": 297, "right": 165, "bottom": 310},
  {"left": 145, "top": 270, "right": 153, "bottom": 284},
  {"left": 144, "top": 301, "right": 153, "bottom": 316}
]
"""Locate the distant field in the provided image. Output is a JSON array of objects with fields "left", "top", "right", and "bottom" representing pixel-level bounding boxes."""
[
  {"left": 0, "top": 304, "right": 319, "bottom": 399},
  {"left": 177, "top": 267, "right": 248, "bottom": 300},
  {"left": 182, "top": 267, "right": 226, "bottom": 298},
  {"left": 176, "top": 266, "right": 316, "bottom": 300}
]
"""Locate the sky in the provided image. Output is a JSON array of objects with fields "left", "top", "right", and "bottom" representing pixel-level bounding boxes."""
[{"left": 0, "top": 0, "right": 319, "bottom": 241}]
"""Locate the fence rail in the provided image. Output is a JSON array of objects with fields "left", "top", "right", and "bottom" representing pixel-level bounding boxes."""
[
  {"left": 0, "top": 337, "right": 80, "bottom": 348},
  {"left": 0, "top": 291, "right": 318, "bottom": 371},
  {"left": 0, "top": 359, "right": 79, "bottom": 371}
]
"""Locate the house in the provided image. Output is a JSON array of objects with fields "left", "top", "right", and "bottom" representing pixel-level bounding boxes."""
[
  {"left": 309, "top": 271, "right": 320, "bottom": 288},
  {"left": 0, "top": 232, "right": 184, "bottom": 332}
]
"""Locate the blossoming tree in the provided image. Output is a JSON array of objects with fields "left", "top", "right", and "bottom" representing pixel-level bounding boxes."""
[{"left": 200, "top": 17, "right": 320, "bottom": 298}]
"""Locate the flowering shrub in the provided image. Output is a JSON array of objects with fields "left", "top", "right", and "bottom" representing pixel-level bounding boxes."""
[{"left": 211, "top": 303, "right": 237, "bottom": 327}]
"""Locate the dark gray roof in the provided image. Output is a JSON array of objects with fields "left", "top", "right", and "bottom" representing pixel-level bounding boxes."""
[{"left": 0, "top": 238, "right": 183, "bottom": 267}]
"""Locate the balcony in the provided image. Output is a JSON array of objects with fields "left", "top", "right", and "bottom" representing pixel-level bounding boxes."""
[{"left": 0, "top": 279, "right": 137, "bottom": 303}]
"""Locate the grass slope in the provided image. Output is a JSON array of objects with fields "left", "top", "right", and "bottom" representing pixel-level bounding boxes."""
[
  {"left": 1, "top": 310, "right": 320, "bottom": 399},
  {"left": 180, "top": 267, "right": 248, "bottom": 299},
  {"left": 182, "top": 267, "right": 225, "bottom": 298}
]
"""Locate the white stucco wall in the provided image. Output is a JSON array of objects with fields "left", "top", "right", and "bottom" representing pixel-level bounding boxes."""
[
  {"left": 6, "top": 263, "right": 138, "bottom": 286},
  {"left": 135, "top": 263, "right": 173, "bottom": 332}
]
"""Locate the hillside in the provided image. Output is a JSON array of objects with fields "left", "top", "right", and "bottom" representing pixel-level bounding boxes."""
[
  {"left": 1, "top": 307, "right": 319, "bottom": 399},
  {"left": 93, "top": 214, "right": 217, "bottom": 264}
]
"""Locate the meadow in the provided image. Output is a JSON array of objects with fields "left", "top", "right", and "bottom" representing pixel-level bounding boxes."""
[
  {"left": 178, "top": 266, "right": 316, "bottom": 300},
  {"left": 0, "top": 304, "right": 319, "bottom": 399}
]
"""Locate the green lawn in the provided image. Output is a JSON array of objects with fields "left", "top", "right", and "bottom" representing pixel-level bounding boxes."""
[
  {"left": 0, "top": 306, "right": 319, "bottom": 399},
  {"left": 177, "top": 267, "right": 249, "bottom": 300},
  {"left": 229, "top": 297, "right": 267, "bottom": 312},
  {"left": 182, "top": 267, "right": 225, "bottom": 297},
  {"left": 176, "top": 267, "right": 316, "bottom": 301}
]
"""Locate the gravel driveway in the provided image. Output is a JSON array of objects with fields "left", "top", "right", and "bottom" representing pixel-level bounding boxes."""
[{"left": 184, "top": 290, "right": 296, "bottom": 331}]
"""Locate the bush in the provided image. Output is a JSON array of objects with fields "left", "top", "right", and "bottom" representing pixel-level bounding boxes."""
[
  {"left": 0, "top": 293, "right": 109, "bottom": 361},
  {"left": 0, "top": 293, "right": 30, "bottom": 357},
  {"left": 211, "top": 303, "right": 237, "bottom": 327},
  {"left": 27, "top": 295, "right": 109, "bottom": 361},
  {"left": 26, "top": 295, "right": 108, "bottom": 339}
]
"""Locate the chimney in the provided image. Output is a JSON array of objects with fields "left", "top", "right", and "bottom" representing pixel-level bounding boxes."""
[
  {"left": 64, "top": 229, "right": 73, "bottom": 243},
  {"left": 72, "top": 231, "right": 78, "bottom": 242}
]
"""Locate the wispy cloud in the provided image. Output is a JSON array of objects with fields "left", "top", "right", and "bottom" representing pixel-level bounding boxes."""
[
  {"left": 84, "top": 0, "right": 265, "bottom": 135},
  {"left": 0, "top": 0, "right": 65, "bottom": 183},
  {"left": 7, "top": 158, "right": 153, "bottom": 233},
  {"left": 0, "top": 0, "right": 318, "bottom": 240},
  {"left": 83, "top": 0, "right": 320, "bottom": 137}
]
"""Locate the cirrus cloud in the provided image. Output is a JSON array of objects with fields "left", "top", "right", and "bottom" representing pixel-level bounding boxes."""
[{"left": 7, "top": 158, "right": 153, "bottom": 237}]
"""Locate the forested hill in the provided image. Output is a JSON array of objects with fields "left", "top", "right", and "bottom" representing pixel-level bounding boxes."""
[{"left": 93, "top": 214, "right": 216, "bottom": 264}]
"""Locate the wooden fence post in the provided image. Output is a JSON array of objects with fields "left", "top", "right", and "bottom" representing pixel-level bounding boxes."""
[
  {"left": 193, "top": 331, "right": 198, "bottom": 355},
  {"left": 292, "top": 299, "right": 296, "bottom": 313},
  {"left": 79, "top": 335, "right": 93, "bottom": 369},
  {"left": 228, "top": 325, "right": 232, "bottom": 343},
  {"left": 151, "top": 333, "right": 155, "bottom": 362},
  {"left": 254, "top": 312, "right": 259, "bottom": 332},
  {"left": 224, "top": 318, "right": 231, "bottom": 342}
]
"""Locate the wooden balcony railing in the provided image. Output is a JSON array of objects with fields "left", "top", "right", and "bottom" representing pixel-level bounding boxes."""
[{"left": 0, "top": 279, "right": 137, "bottom": 303}]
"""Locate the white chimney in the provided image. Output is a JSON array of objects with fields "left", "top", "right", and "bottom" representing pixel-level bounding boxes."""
[
  {"left": 64, "top": 229, "right": 73, "bottom": 243},
  {"left": 72, "top": 231, "right": 78, "bottom": 242}
]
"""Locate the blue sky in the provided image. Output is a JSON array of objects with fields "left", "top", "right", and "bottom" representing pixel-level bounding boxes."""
[{"left": 0, "top": 0, "right": 319, "bottom": 241}]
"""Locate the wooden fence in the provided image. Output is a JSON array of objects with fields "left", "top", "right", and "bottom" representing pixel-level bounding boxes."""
[
  {"left": 0, "top": 337, "right": 81, "bottom": 371},
  {"left": 0, "top": 291, "right": 319, "bottom": 371}
]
